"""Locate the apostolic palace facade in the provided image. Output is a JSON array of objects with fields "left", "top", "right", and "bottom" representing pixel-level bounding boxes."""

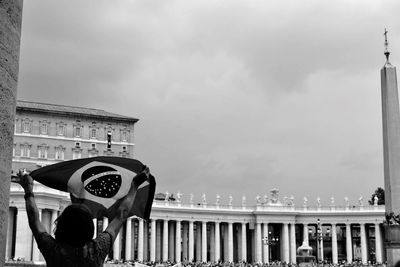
[{"left": 7, "top": 100, "right": 385, "bottom": 265}]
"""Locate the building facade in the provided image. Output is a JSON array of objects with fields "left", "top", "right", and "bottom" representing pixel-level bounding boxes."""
[{"left": 6, "top": 101, "right": 385, "bottom": 264}]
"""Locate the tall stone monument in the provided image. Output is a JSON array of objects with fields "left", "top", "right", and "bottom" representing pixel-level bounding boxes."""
[
  {"left": 381, "top": 29, "right": 400, "bottom": 266},
  {"left": 0, "top": 0, "right": 23, "bottom": 265}
]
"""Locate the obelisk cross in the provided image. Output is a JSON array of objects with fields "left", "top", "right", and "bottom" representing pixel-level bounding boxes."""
[{"left": 384, "top": 28, "right": 390, "bottom": 61}]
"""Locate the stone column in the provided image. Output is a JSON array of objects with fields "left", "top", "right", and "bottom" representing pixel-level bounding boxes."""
[
  {"left": 50, "top": 210, "right": 58, "bottom": 237},
  {"left": 156, "top": 221, "right": 162, "bottom": 261},
  {"left": 360, "top": 223, "right": 367, "bottom": 264},
  {"left": 228, "top": 222, "right": 234, "bottom": 262},
  {"left": 163, "top": 220, "right": 169, "bottom": 261},
  {"left": 215, "top": 222, "right": 220, "bottom": 262},
  {"left": 263, "top": 222, "right": 269, "bottom": 264},
  {"left": 256, "top": 222, "right": 262, "bottom": 263},
  {"left": 241, "top": 222, "right": 247, "bottom": 262},
  {"left": 189, "top": 221, "right": 194, "bottom": 262},
  {"left": 150, "top": 219, "right": 156, "bottom": 262},
  {"left": 202, "top": 221, "right": 207, "bottom": 262},
  {"left": 32, "top": 209, "right": 42, "bottom": 262},
  {"left": 290, "top": 223, "right": 296, "bottom": 264},
  {"left": 138, "top": 219, "right": 144, "bottom": 261},
  {"left": 210, "top": 224, "right": 215, "bottom": 262},
  {"left": 15, "top": 208, "right": 32, "bottom": 260},
  {"left": 196, "top": 222, "right": 201, "bottom": 261},
  {"left": 0, "top": 1, "right": 23, "bottom": 264},
  {"left": 303, "top": 223, "right": 309, "bottom": 245},
  {"left": 182, "top": 222, "right": 188, "bottom": 261},
  {"left": 346, "top": 223, "right": 352, "bottom": 263},
  {"left": 92, "top": 218, "right": 97, "bottom": 239},
  {"left": 176, "top": 220, "right": 181, "bottom": 262},
  {"left": 331, "top": 224, "right": 338, "bottom": 264},
  {"left": 375, "top": 223, "right": 383, "bottom": 263},
  {"left": 282, "top": 223, "right": 290, "bottom": 263},
  {"left": 125, "top": 217, "right": 132, "bottom": 261},
  {"left": 169, "top": 221, "right": 175, "bottom": 261},
  {"left": 113, "top": 231, "right": 121, "bottom": 260}
]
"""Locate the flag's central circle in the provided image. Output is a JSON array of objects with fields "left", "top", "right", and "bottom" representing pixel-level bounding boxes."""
[{"left": 81, "top": 166, "right": 122, "bottom": 198}]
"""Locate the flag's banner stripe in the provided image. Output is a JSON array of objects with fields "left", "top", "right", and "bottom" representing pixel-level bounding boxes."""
[{"left": 30, "top": 156, "right": 156, "bottom": 220}]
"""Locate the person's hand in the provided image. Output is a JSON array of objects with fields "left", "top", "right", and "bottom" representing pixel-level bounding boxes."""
[
  {"left": 11, "top": 169, "right": 34, "bottom": 193},
  {"left": 132, "top": 165, "right": 150, "bottom": 189}
]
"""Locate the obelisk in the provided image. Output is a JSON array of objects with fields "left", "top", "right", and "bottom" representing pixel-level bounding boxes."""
[
  {"left": 0, "top": 0, "right": 23, "bottom": 265},
  {"left": 381, "top": 29, "right": 400, "bottom": 266}
]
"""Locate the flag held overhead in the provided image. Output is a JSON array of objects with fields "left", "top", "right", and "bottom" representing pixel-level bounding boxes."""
[{"left": 29, "top": 156, "right": 156, "bottom": 220}]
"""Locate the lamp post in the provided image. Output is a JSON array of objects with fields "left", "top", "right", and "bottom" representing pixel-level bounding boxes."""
[
  {"left": 317, "top": 219, "right": 323, "bottom": 263},
  {"left": 263, "top": 231, "right": 279, "bottom": 262}
]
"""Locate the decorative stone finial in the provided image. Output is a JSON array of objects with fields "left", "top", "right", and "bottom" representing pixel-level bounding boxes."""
[
  {"left": 228, "top": 195, "right": 233, "bottom": 206},
  {"left": 216, "top": 194, "right": 221, "bottom": 205},
  {"left": 384, "top": 28, "right": 390, "bottom": 62},
  {"left": 176, "top": 191, "right": 182, "bottom": 203}
]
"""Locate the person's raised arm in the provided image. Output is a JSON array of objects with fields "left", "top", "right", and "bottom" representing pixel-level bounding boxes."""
[
  {"left": 12, "top": 170, "right": 47, "bottom": 239},
  {"left": 105, "top": 167, "right": 150, "bottom": 242}
]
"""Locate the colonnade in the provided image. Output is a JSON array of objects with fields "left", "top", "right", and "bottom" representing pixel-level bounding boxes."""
[
  {"left": 103, "top": 218, "right": 384, "bottom": 265},
  {"left": 6, "top": 201, "right": 385, "bottom": 264}
]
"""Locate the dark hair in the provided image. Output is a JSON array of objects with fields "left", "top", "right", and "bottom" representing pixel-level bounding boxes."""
[{"left": 54, "top": 204, "right": 94, "bottom": 247}]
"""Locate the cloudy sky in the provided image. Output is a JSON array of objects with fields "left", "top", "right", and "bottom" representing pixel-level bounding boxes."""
[{"left": 17, "top": 0, "right": 400, "bottom": 206}]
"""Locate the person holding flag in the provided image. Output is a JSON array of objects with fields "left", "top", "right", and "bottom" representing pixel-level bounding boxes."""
[{"left": 12, "top": 166, "right": 150, "bottom": 267}]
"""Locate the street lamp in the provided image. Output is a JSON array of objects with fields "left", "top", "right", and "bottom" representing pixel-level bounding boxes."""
[
  {"left": 263, "top": 231, "right": 279, "bottom": 262},
  {"left": 317, "top": 219, "right": 323, "bottom": 263}
]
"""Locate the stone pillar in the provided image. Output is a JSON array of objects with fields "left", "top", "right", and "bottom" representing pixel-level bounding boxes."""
[
  {"left": 360, "top": 223, "right": 368, "bottom": 264},
  {"left": 0, "top": 1, "right": 23, "bottom": 264},
  {"left": 228, "top": 222, "right": 234, "bottom": 262},
  {"left": 163, "top": 220, "right": 169, "bottom": 261},
  {"left": 303, "top": 223, "right": 309, "bottom": 245},
  {"left": 331, "top": 224, "right": 338, "bottom": 264},
  {"left": 215, "top": 222, "right": 220, "bottom": 262},
  {"left": 102, "top": 217, "right": 108, "bottom": 231},
  {"left": 32, "top": 209, "right": 42, "bottom": 262},
  {"left": 50, "top": 210, "right": 58, "bottom": 237},
  {"left": 282, "top": 223, "right": 290, "bottom": 263},
  {"left": 256, "top": 222, "right": 262, "bottom": 263},
  {"left": 92, "top": 218, "right": 97, "bottom": 239},
  {"left": 375, "top": 223, "right": 383, "bottom": 263},
  {"left": 15, "top": 208, "right": 32, "bottom": 260},
  {"left": 5, "top": 208, "right": 15, "bottom": 260},
  {"left": 346, "top": 223, "right": 352, "bottom": 263},
  {"left": 210, "top": 224, "right": 215, "bottom": 262},
  {"left": 196, "top": 222, "right": 201, "bottom": 261},
  {"left": 176, "top": 220, "right": 181, "bottom": 262},
  {"left": 150, "top": 219, "right": 156, "bottom": 262},
  {"left": 156, "top": 221, "right": 162, "bottom": 261},
  {"left": 381, "top": 48, "right": 400, "bottom": 266},
  {"left": 241, "top": 222, "right": 247, "bottom": 262},
  {"left": 263, "top": 222, "right": 269, "bottom": 264},
  {"left": 138, "top": 219, "right": 144, "bottom": 261},
  {"left": 189, "top": 221, "right": 194, "bottom": 262},
  {"left": 202, "top": 221, "right": 207, "bottom": 262},
  {"left": 113, "top": 231, "right": 121, "bottom": 260},
  {"left": 144, "top": 222, "right": 149, "bottom": 261},
  {"left": 182, "top": 222, "right": 188, "bottom": 261},
  {"left": 169, "top": 221, "right": 175, "bottom": 261},
  {"left": 290, "top": 223, "right": 296, "bottom": 264},
  {"left": 125, "top": 217, "right": 132, "bottom": 261}
]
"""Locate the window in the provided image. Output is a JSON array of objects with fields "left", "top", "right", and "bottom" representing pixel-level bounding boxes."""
[
  {"left": 57, "top": 123, "right": 65, "bottom": 136},
  {"left": 12, "top": 144, "right": 16, "bottom": 157},
  {"left": 122, "top": 146, "right": 127, "bottom": 152},
  {"left": 121, "top": 130, "right": 128, "bottom": 142},
  {"left": 37, "top": 145, "right": 48, "bottom": 159},
  {"left": 40, "top": 122, "right": 48, "bottom": 135},
  {"left": 20, "top": 144, "right": 31, "bottom": 157},
  {"left": 72, "top": 150, "right": 82, "bottom": 160},
  {"left": 55, "top": 146, "right": 65, "bottom": 160},
  {"left": 23, "top": 119, "right": 31, "bottom": 133},
  {"left": 91, "top": 143, "right": 96, "bottom": 149},
  {"left": 75, "top": 126, "right": 81, "bottom": 138},
  {"left": 75, "top": 142, "right": 81, "bottom": 148},
  {"left": 91, "top": 128, "right": 97, "bottom": 139}
]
